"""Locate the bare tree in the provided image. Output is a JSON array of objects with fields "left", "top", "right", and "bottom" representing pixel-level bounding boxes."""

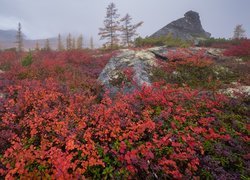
[
  {"left": 77, "top": 34, "right": 83, "bottom": 49},
  {"left": 99, "top": 2, "right": 120, "bottom": 49},
  {"left": 16, "top": 22, "right": 24, "bottom": 52},
  {"left": 57, "top": 34, "right": 64, "bottom": 51},
  {"left": 120, "top": 14, "right": 143, "bottom": 47},
  {"left": 233, "top": 24, "right": 246, "bottom": 39}
]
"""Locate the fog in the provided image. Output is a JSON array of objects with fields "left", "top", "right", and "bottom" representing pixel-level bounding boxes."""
[{"left": 0, "top": 0, "right": 249, "bottom": 41}]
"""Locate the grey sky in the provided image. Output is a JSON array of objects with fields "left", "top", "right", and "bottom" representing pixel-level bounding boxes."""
[{"left": 0, "top": 0, "right": 249, "bottom": 41}]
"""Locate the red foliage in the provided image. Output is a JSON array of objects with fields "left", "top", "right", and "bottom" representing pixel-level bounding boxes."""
[
  {"left": 0, "top": 49, "right": 248, "bottom": 179},
  {"left": 224, "top": 39, "right": 250, "bottom": 57},
  {"left": 0, "top": 77, "right": 231, "bottom": 178},
  {"left": 157, "top": 48, "right": 214, "bottom": 73}
]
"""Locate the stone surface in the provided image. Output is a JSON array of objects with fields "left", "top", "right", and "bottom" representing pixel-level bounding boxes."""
[
  {"left": 98, "top": 49, "right": 158, "bottom": 94},
  {"left": 150, "top": 11, "right": 211, "bottom": 40},
  {"left": 220, "top": 86, "right": 250, "bottom": 98}
]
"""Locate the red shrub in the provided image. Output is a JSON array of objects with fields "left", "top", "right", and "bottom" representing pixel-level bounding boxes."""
[
  {"left": 224, "top": 39, "right": 250, "bottom": 57},
  {"left": 0, "top": 49, "right": 248, "bottom": 179}
]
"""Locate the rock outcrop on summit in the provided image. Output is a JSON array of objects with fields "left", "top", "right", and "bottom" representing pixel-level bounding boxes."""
[
  {"left": 150, "top": 11, "right": 211, "bottom": 40},
  {"left": 98, "top": 46, "right": 226, "bottom": 95}
]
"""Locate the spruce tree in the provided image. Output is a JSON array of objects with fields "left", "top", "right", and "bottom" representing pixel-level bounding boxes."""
[
  {"left": 77, "top": 34, "right": 83, "bottom": 49},
  {"left": 35, "top": 42, "right": 40, "bottom": 51},
  {"left": 90, "top": 36, "right": 94, "bottom": 49},
  {"left": 72, "top": 38, "right": 76, "bottom": 50},
  {"left": 44, "top": 39, "right": 51, "bottom": 51},
  {"left": 66, "top": 33, "right": 72, "bottom": 50},
  {"left": 16, "top": 22, "right": 23, "bottom": 52},
  {"left": 57, "top": 34, "right": 64, "bottom": 51}
]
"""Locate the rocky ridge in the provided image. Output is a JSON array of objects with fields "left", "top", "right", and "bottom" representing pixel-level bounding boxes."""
[{"left": 151, "top": 11, "right": 211, "bottom": 40}]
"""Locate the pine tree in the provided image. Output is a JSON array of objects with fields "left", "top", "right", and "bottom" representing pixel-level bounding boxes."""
[
  {"left": 77, "top": 34, "right": 83, "bottom": 49},
  {"left": 90, "top": 36, "right": 94, "bottom": 49},
  {"left": 16, "top": 22, "right": 23, "bottom": 52},
  {"left": 99, "top": 2, "right": 120, "bottom": 49},
  {"left": 233, "top": 25, "right": 246, "bottom": 39},
  {"left": 66, "top": 33, "right": 72, "bottom": 50},
  {"left": 44, "top": 39, "right": 51, "bottom": 51},
  {"left": 57, "top": 34, "right": 64, "bottom": 51},
  {"left": 120, "top": 14, "right": 143, "bottom": 47}
]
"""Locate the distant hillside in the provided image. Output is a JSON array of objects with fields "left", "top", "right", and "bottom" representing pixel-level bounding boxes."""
[
  {"left": 0, "top": 29, "right": 57, "bottom": 50},
  {"left": 0, "top": 30, "right": 17, "bottom": 49},
  {"left": 0, "top": 29, "right": 98, "bottom": 50},
  {"left": 0, "top": 29, "right": 18, "bottom": 42}
]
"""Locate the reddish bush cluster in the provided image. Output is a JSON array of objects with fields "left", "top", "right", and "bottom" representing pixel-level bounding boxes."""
[
  {"left": 224, "top": 39, "right": 250, "bottom": 57},
  {"left": 1, "top": 50, "right": 113, "bottom": 95},
  {"left": 151, "top": 49, "right": 224, "bottom": 89},
  {"left": 0, "top": 78, "right": 248, "bottom": 179},
  {"left": 164, "top": 49, "right": 213, "bottom": 69}
]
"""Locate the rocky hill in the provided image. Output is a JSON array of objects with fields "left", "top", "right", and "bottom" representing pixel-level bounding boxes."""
[
  {"left": 150, "top": 10, "right": 211, "bottom": 40},
  {"left": 0, "top": 30, "right": 19, "bottom": 42}
]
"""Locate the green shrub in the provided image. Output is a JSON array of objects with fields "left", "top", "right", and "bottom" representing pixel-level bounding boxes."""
[
  {"left": 151, "top": 64, "right": 238, "bottom": 89},
  {"left": 21, "top": 53, "right": 33, "bottom": 67},
  {"left": 198, "top": 38, "right": 241, "bottom": 48},
  {"left": 134, "top": 34, "right": 191, "bottom": 48}
]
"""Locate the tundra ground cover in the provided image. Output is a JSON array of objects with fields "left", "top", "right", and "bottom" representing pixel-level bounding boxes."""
[{"left": 0, "top": 46, "right": 249, "bottom": 179}]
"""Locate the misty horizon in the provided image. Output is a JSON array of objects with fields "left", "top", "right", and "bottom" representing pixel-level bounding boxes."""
[{"left": 0, "top": 0, "right": 249, "bottom": 42}]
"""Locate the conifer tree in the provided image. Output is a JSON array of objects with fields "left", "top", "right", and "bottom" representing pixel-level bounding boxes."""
[
  {"left": 16, "top": 22, "right": 24, "bottom": 52},
  {"left": 77, "top": 34, "right": 83, "bottom": 49},
  {"left": 120, "top": 14, "right": 143, "bottom": 47},
  {"left": 44, "top": 39, "right": 51, "bottom": 51},
  {"left": 57, "top": 34, "right": 64, "bottom": 51},
  {"left": 66, "top": 33, "right": 72, "bottom": 50},
  {"left": 99, "top": 2, "right": 120, "bottom": 49},
  {"left": 90, "top": 36, "right": 94, "bottom": 49},
  {"left": 72, "top": 38, "right": 76, "bottom": 50},
  {"left": 35, "top": 42, "right": 40, "bottom": 51}
]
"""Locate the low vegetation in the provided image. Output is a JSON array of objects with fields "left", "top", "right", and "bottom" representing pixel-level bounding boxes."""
[
  {"left": 0, "top": 38, "right": 249, "bottom": 179},
  {"left": 135, "top": 35, "right": 191, "bottom": 48}
]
